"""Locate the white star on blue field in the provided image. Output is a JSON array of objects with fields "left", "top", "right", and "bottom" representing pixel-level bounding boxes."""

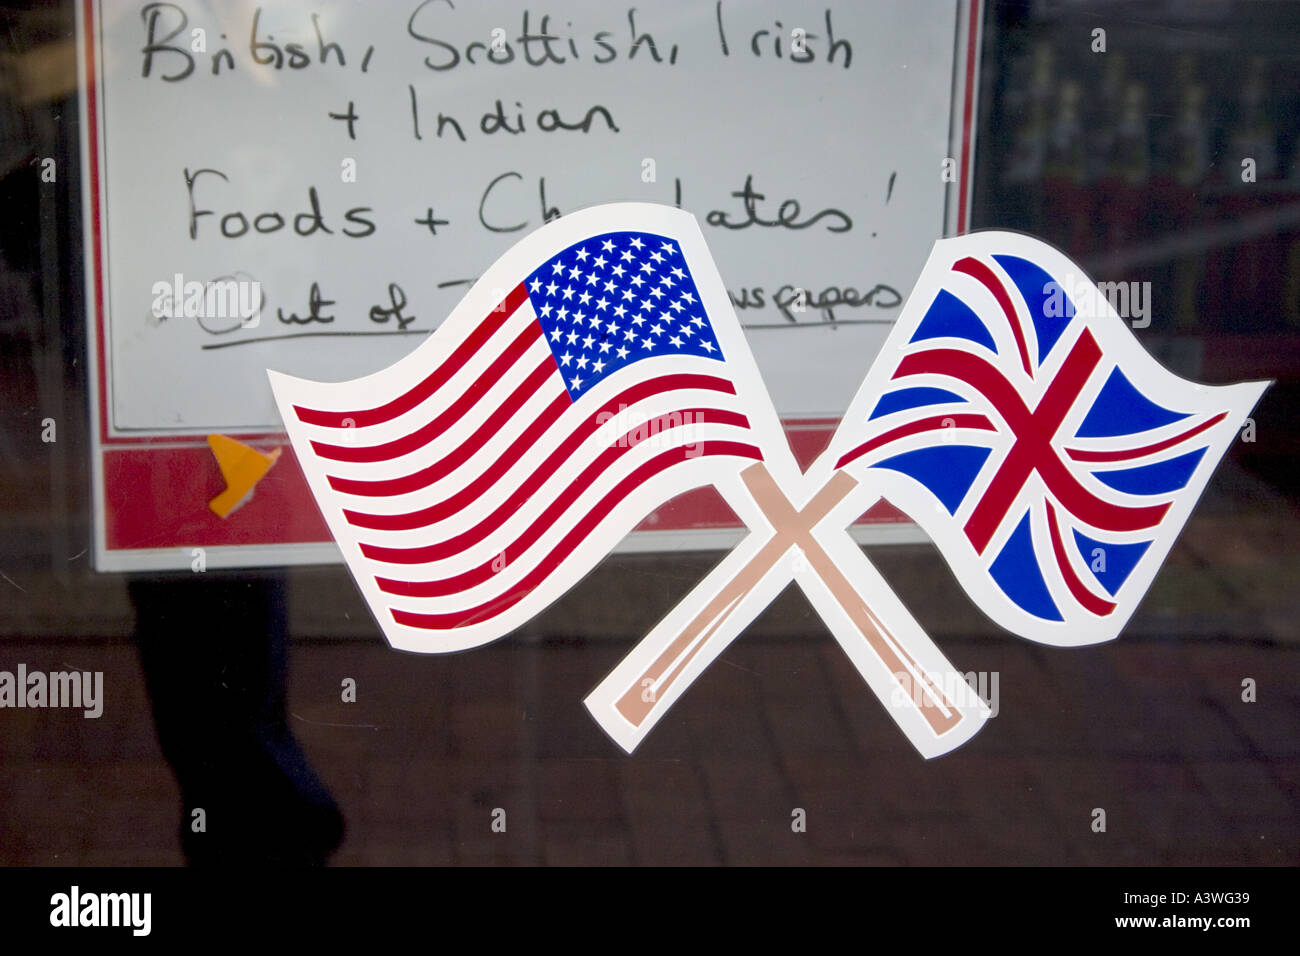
[{"left": 525, "top": 231, "right": 724, "bottom": 399}]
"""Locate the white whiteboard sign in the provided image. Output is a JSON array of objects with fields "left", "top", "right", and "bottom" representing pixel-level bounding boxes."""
[{"left": 80, "top": 0, "right": 981, "bottom": 570}]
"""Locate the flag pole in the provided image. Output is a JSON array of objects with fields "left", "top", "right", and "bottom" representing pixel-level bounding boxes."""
[{"left": 586, "top": 463, "right": 990, "bottom": 755}]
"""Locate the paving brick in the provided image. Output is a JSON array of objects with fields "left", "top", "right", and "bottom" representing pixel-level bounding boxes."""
[
  {"left": 742, "top": 637, "right": 837, "bottom": 702},
  {"left": 618, "top": 767, "right": 723, "bottom": 864},
  {"left": 677, "top": 683, "right": 775, "bottom": 758},
  {"left": 1108, "top": 642, "right": 1206, "bottom": 698},
  {"left": 779, "top": 756, "right": 880, "bottom": 853},
  {"left": 538, "top": 759, "right": 624, "bottom": 823},
  {"left": 699, "top": 757, "right": 811, "bottom": 864},
  {"left": 765, "top": 689, "right": 856, "bottom": 759},
  {"left": 869, "top": 750, "right": 975, "bottom": 821},
  {"left": 881, "top": 816, "right": 995, "bottom": 866},
  {"left": 351, "top": 759, "right": 452, "bottom": 829},
  {"left": 337, "top": 824, "right": 454, "bottom": 866},
  {"left": 1191, "top": 759, "right": 1298, "bottom": 820},
  {"left": 542, "top": 822, "right": 632, "bottom": 866},
  {"left": 1108, "top": 759, "right": 1239, "bottom": 863},
  {"left": 1270, "top": 759, "right": 1300, "bottom": 798},
  {"left": 451, "top": 811, "right": 536, "bottom": 865},
  {"left": 532, "top": 688, "right": 622, "bottom": 759},
  {"left": 617, "top": 759, "right": 711, "bottom": 818},
  {"left": 447, "top": 699, "right": 531, "bottom": 757},
  {"left": 626, "top": 820, "right": 722, "bottom": 865},
  {"left": 938, "top": 753, "right": 1089, "bottom": 865},
  {"left": 1218, "top": 692, "right": 1300, "bottom": 758}
]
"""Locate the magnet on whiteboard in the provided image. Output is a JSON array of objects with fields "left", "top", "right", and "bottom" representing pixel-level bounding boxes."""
[{"left": 207, "top": 434, "right": 281, "bottom": 518}]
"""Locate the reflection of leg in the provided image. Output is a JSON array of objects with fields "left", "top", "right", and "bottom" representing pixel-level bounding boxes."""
[{"left": 131, "top": 572, "right": 343, "bottom": 865}]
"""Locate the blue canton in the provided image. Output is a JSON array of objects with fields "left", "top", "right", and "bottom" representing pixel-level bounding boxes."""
[{"left": 525, "top": 231, "right": 724, "bottom": 400}]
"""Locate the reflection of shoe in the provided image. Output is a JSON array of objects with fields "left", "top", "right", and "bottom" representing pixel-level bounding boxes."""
[
  {"left": 179, "top": 795, "right": 344, "bottom": 866},
  {"left": 178, "top": 726, "right": 344, "bottom": 867},
  {"left": 130, "top": 573, "right": 345, "bottom": 867}
]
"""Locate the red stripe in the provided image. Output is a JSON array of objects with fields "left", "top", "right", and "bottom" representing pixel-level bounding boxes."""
[
  {"left": 1045, "top": 503, "right": 1116, "bottom": 617},
  {"left": 835, "top": 413, "right": 995, "bottom": 470},
  {"left": 953, "top": 256, "right": 1033, "bottom": 376},
  {"left": 384, "top": 441, "right": 764, "bottom": 628},
  {"left": 312, "top": 329, "right": 550, "bottom": 463},
  {"left": 359, "top": 408, "right": 752, "bottom": 565},
  {"left": 1065, "top": 412, "right": 1227, "bottom": 463},
  {"left": 292, "top": 284, "right": 529, "bottom": 428},
  {"left": 330, "top": 373, "right": 738, "bottom": 500}
]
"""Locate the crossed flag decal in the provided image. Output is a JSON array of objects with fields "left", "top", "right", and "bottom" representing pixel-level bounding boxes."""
[{"left": 270, "top": 204, "right": 1267, "bottom": 757}]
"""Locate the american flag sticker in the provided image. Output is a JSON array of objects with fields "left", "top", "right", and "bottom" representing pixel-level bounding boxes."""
[{"left": 269, "top": 204, "right": 800, "bottom": 655}]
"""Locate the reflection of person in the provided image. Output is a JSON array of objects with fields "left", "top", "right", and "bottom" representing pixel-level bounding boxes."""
[
  {"left": 130, "top": 573, "right": 343, "bottom": 865},
  {"left": 2, "top": 6, "right": 342, "bottom": 865}
]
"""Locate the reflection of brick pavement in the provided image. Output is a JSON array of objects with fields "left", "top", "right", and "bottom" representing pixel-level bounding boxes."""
[
  {"left": 0, "top": 459, "right": 1296, "bottom": 864},
  {"left": 301, "top": 619, "right": 1295, "bottom": 866},
  {"left": 0, "top": 607, "right": 1294, "bottom": 865}
]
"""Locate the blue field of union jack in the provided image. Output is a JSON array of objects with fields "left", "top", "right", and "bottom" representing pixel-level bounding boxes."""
[{"left": 825, "top": 231, "right": 1268, "bottom": 646}]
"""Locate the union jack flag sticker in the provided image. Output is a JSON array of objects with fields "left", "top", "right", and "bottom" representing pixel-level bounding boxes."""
[{"left": 821, "top": 231, "right": 1269, "bottom": 647}]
